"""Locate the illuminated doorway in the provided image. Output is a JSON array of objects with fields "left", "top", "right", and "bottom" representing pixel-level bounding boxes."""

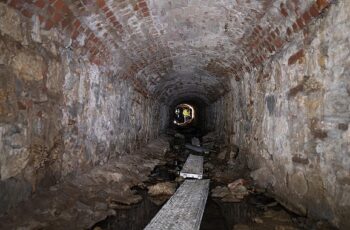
[{"left": 174, "top": 103, "right": 195, "bottom": 126}]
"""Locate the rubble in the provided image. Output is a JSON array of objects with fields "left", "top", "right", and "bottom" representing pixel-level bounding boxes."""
[
  {"left": 217, "top": 150, "right": 227, "bottom": 160},
  {"left": 0, "top": 137, "right": 171, "bottom": 229},
  {"left": 147, "top": 182, "right": 176, "bottom": 196},
  {"left": 211, "top": 179, "right": 250, "bottom": 202},
  {"left": 211, "top": 186, "right": 231, "bottom": 198},
  {"left": 253, "top": 217, "right": 264, "bottom": 224},
  {"left": 228, "top": 179, "right": 246, "bottom": 192},
  {"left": 201, "top": 132, "right": 216, "bottom": 150},
  {"left": 184, "top": 144, "right": 210, "bottom": 154},
  {"left": 191, "top": 137, "right": 201, "bottom": 146}
]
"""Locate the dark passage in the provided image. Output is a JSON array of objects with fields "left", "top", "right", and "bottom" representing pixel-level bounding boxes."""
[{"left": 0, "top": 1, "right": 349, "bottom": 229}]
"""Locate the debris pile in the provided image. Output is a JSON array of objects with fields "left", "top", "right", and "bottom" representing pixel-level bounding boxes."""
[
  {"left": 211, "top": 179, "right": 250, "bottom": 203},
  {"left": 0, "top": 137, "right": 171, "bottom": 229},
  {"left": 147, "top": 182, "right": 176, "bottom": 196},
  {"left": 202, "top": 132, "right": 217, "bottom": 150}
]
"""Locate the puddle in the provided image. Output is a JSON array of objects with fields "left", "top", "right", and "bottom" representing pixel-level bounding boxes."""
[
  {"left": 91, "top": 148, "right": 257, "bottom": 230},
  {"left": 148, "top": 164, "right": 178, "bottom": 182},
  {"left": 91, "top": 139, "right": 314, "bottom": 230},
  {"left": 91, "top": 189, "right": 271, "bottom": 230},
  {"left": 90, "top": 192, "right": 161, "bottom": 230}
]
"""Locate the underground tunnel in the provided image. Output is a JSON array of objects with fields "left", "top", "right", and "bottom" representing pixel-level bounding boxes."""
[{"left": 0, "top": 0, "right": 349, "bottom": 229}]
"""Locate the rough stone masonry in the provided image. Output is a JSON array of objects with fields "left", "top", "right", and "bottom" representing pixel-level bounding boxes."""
[{"left": 0, "top": 0, "right": 349, "bottom": 229}]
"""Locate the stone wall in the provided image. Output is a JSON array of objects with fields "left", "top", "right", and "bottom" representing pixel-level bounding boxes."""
[
  {"left": 0, "top": 3, "right": 161, "bottom": 215},
  {"left": 212, "top": 1, "right": 350, "bottom": 228}
]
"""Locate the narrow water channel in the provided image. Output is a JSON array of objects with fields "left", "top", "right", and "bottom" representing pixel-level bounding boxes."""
[{"left": 90, "top": 133, "right": 333, "bottom": 230}]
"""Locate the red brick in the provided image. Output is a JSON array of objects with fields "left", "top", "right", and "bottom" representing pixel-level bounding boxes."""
[
  {"left": 38, "top": 14, "right": 45, "bottom": 22},
  {"left": 61, "top": 18, "right": 70, "bottom": 28},
  {"left": 106, "top": 11, "right": 113, "bottom": 18},
  {"left": 92, "top": 36, "right": 99, "bottom": 43},
  {"left": 61, "top": 5, "right": 70, "bottom": 14},
  {"left": 47, "top": 6, "right": 55, "bottom": 15},
  {"left": 309, "top": 4, "right": 320, "bottom": 17},
  {"left": 91, "top": 56, "right": 102, "bottom": 66},
  {"left": 96, "top": 0, "right": 105, "bottom": 8},
  {"left": 21, "top": 9, "right": 33, "bottom": 18},
  {"left": 73, "top": 20, "right": 81, "bottom": 29},
  {"left": 34, "top": 0, "right": 45, "bottom": 8},
  {"left": 316, "top": 0, "right": 331, "bottom": 11},
  {"left": 91, "top": 48, "right": 99, "bottom": 56},
  {"left": 296, "top": 17, "right": 305, "bottom": 29},
  {"left": 280, "top": 7, "right": 288, "bottom": 17},
  {"left": 275, "top": 28, "right": 280, "bottom": 35},
  {"left": 8, "top": 0, "right": 23, "bottom": 9},
  {"left": 51, "top": 12, "right": 62, "bottom": 23},
  {"left": 64, "top": 24, "right": 73, "bottom": 34},
  {"left": 253, "top": 27, "right": 260, "bottom": 35},
  {"left": 267, "top": 46, "right": 273, "bottom": 53},
  {"left": 44, "top": 20, "right": 54, "bottom": 30},
  {"left": 102, "top": 6, "right": 109, "bottom": 13},
  {"left": 71, "top": 29, "right": 79, "bottom": 39},
  {"left": 288, "top": 49, "right": 304, "bottom": 65},
  {"left": 53, "top": 0, "right": 65, "bottom": 11},
  {"left": 142, "top": 9, "right": 150, "bottom": 17},
  {"left": 116, "top": 26, "right": 123, "bottom": 33},
  {"left": 138, "top": 1, "right": 147, "bottom": 8},
  {"left": 302, "top": 11, "right": 312, "bottom": 25},
  {"left": 274, "top": 38, "right": 283, "bottom": 48},
  {"left": 292, "top": 22, "right": 299, "bottom": 33},
  {"left": 86, "top": 32, "right": 93, "bottom": 40}
]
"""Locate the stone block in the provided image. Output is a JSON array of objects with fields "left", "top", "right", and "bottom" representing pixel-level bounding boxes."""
[
  {"left": 0, "top": 3, "right": 23, "bottom": 42},
  {"left": 11, "top": 51, "right": 45, "bottom": 81}
]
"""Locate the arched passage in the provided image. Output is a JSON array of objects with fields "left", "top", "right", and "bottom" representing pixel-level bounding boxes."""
[{"left": 0, "top": 0, "right": 349, "bottom": 229}]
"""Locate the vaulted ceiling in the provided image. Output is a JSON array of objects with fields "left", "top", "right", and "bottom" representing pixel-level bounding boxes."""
[{"left": 6, "top": 0, "right": 330, "bottom": 104}]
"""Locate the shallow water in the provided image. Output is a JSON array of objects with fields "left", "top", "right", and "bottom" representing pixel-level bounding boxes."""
[
  {"left": 91, "top": 193, "right": 161, "bottom": 230},
  {"left": 91, "top": 190, "right": 265, "bottom": 230},
  {"left": 91, "top": 146, "right": 299, "bottom": 230}
]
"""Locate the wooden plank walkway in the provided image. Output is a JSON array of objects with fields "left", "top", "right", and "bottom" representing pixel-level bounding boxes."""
[
  {"left": 144, "top": 179, "right": 210, "bottom": 230},
  {"left": 180, "top": 154, "right": 204, "bottom": 179}
]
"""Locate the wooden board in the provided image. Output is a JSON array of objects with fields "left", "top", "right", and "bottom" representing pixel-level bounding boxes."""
[
  {"left": 144, "top": 179, "right": 210, "bottom": 230},
  {"left": 180, "top": 154, "right": 204, "bottom": 179}
]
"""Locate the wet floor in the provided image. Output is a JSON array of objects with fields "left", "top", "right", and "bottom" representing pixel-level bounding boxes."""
[
  {"left": 91, "top": 188, "right": 281, "bottom": 230},
  {"left": 91, "top": 191, "right": 161, "bottom": 230},
  {"left": 91, "top": 133, "right": 335, "bottom": 230},
  {"left": 200, "top": 197, "right": 254, "bottom": 230},
  {"left": 90, "top": 151, "right": 269, "bottom": 230}
]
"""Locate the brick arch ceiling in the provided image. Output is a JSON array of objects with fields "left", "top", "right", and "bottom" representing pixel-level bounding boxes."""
[{"left": 7, "top": 0, "right": 330, "bottom": 103}]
